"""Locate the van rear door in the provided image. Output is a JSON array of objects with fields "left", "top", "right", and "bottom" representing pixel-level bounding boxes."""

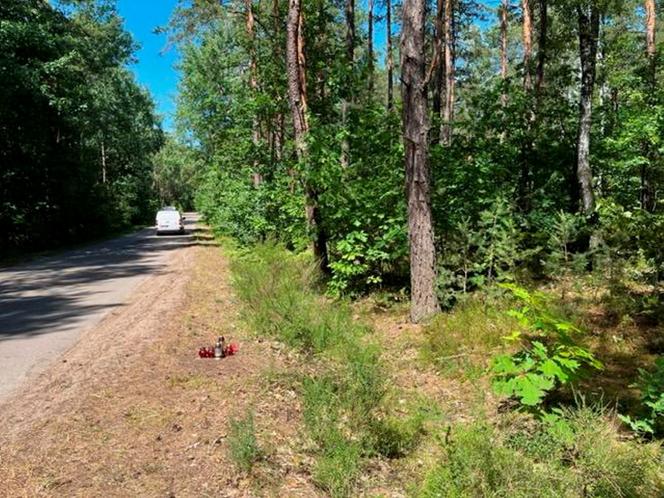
[{"left": 156, "top": 210, "right": 181, "bottom": 231}]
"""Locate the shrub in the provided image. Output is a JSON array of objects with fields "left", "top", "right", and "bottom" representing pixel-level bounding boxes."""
[
  {"left": 418, "top": 422, "right": 571, "bottom": 498},
  {"left": 232, "top": 243, "right": 411, "bottom": 496},
  {"left": 231, "top": 243, "right": 365, "bottom": 352},
  {"left": 436, "top": 199, "right": 524, "bottom": 307},
  {"left": 368, "top": 411, "right": 426, "bottom": 458},
  {"left": 302, "top": 376, "right": 341, "bottom": 447},
  {"left": 491, "top": 284, "right": 602, "bottom": 408},
  {"left": 327, "top": 219, "right": 408, "bottom": 297},
  {"left": 560, "top": 406, "right": 664, "bottom": 497},
  {"left": 338, "top": 341, "right": 385, "bottom": 417},
  {"left": 620, "top": 356, "right": 664, "bottom": 437},
  {"left": 312, "top": 436, "right": 362, "bottom": 498}
]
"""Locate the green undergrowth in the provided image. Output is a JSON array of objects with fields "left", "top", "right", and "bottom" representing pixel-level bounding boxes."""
[
  {"left": 423, "top": 296, "right": 517, "bottom": 378},
  {"left": 419, "top": 405, "right": 664, "bottom": 498},
  {"left": 421, "top": 285, "right": 664, "bottom": 497},
  {"left": 231, "top": 243, "right": 367, "bottom": 352},
  {"left": 230, "top": 244, "right": 664, "bottom": 496},
  {"left": 230, "top": 243, "right": 428, "bottom": 497}
]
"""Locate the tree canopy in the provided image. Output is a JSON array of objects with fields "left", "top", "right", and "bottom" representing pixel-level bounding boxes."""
[{"left": 0, "top": 0, "right": 162, "bottom": 255}]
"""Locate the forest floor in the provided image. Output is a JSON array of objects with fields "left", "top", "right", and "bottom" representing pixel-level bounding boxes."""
[{"left": 0, "top": 234, "right": 661, "bottom": 497}]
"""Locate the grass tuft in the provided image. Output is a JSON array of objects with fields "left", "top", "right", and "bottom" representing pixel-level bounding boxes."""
[
  {"left": 227, "top": 411, "right": 262, "bottom": 473},
  {"left": 313, "top": 436, "right": 362, "bottom": 498}
]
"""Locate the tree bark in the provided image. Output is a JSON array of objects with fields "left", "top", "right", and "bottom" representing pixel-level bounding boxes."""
[
  {"left": 518, "top": 0, "right": 536, "bottom": 211},
  {"left": 576, "top": 5, "right": 600, "bottom": 218},
  {"left": 432, "top": 0, "right": 445, "bottom": 141},
  {"left": 642, "top": 0, "right": 657, "bottom": 210},
  {"left": 245, "top": 0, "right": 262, "bottom": 187},
  {"left": 536, "top": 0, "right": 547, "bottom": 96},
  {"left": 286, "top": 0, "right": 328, "bottom": 269},
  {"left": 500, "top": 0, "right": 509, "bottom": 106},
  {"left": 345, "top": 0, "right": 355, "bottom": 63},
  {"left": 441, "top": 0, "right": 455, "bottom": 145},
  {"left": 368, "top": 0, "right": 374, "bottom": 91},
  {"left": 387, "top": 0, "right": 394, "bottom": 111},
  {"left": 245, "top": 0, "right": 257, "bottom": 91},
  {"left": 287, "top": 0, "right": 307, "bottom": 155},
  {"left": 401, "top": 0, "right": 440, "bottom": 323},
  {"left": 522, "top": 0, "right": 533, "bottom": 91},
  {"left": 646, "top": 0, "right": 656, "bottom": 82},
  {"left": 101, "top": 139, "right": 107, "bottom": 184},
  {"left": 341, "top": 0, "right": 354, "bottom": 169}
]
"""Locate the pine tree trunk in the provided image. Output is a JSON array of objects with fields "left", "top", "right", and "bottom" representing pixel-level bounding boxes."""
[
  {"left": 518, "top": 0, "right": 535, "bottom": 212},
  {"left": 441, "top": 0, "right": 455, "bottom": 145},
  {"left": 368, "top": 0, "right": 374, "bottom": 91},
  {"left": 500, "top": 0, "right": 509, "bottom": 106},
  {"left": 401, "top": 0, "right": 440, "bottom": 323},
  {"left": 286, "top": 0, "right": 328, "bottom": 269},
  {"left": 646, "top": 0, "right": 656, "bottom": 83},
  {"left": 101, "top": 139, "right": 107, "bottom": 184},
  {"left": 287, "top": 0, "right": 307, "bottom": 156},
  {"left": 275, "top": 112, "right": 284, "bottom": 161},
  {"left": 271, "top": 0, "right": 284, "bottom": 164},
  {"left": 345, "top": 0, "right": 354, "bottom": 63},
  {"left": 341, "top": 0, "right": 354, "bottom": 169},
  {"left": 536, "top": 0, "right": 547, "bottom": 96},
  {"left": 386, "top": 0, "right": 394, "bottom": 111},
  {"left": 245, "top": 0, "right": 262, "bottom": 187},
  {"left": 522, "top": 0, "right": 533, "bottom": 91},
  {"left": 432, "top": 0, "right": 445, "bottom": 142},
  {"left": 641, "top": 0, "right": 656, "bottom": 211},
  {"left": 576, "top": 5, "right": 600, "bottom": 218}
]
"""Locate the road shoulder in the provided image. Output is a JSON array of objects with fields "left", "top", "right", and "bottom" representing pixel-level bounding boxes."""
[{"left": 0, "top": 242, "right": 317, "bottom": 497}]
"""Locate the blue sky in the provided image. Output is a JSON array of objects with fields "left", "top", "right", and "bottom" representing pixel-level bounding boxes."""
[{"left": 117, "top": 0, "right": 180, "bottom": 130}]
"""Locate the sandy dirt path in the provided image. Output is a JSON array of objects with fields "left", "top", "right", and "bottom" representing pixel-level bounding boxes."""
[{"left": 0, "top": 213, "right": 200, "bottom": 401}]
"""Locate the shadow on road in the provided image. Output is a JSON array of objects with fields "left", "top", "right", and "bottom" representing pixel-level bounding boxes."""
[{"left": 0, "top": 216, "right": 211, "bottom": 339}]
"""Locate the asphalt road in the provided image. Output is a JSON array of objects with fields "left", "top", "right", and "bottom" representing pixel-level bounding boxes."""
[{"left": 0, "top": 213, "right": 200, "bottom": 402}]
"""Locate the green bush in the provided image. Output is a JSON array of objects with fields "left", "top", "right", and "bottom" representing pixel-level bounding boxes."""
[
  {"left": 491, "top": 284, "right": 602, "bottom": 408},
  {"left": 231, "top": 243, "right": 365, "bottom": 352},
  {"left": 620, "top": 356, "right": 664, "bottom": 436},
  {"left": 367, "top": 412, "right": 426, "bottom": 458},
  {"left": 338, "top": 341, "right": 385, "bottom": 417},
  {"left": 312, "top": 435, "right": 362, "bottom": 498},
  {"left": 327, "top": 221, "right": 408, "bottom": 297},
  {"left": 559, "top": 406, "right": 664, "bottom": 497},
  {"left": 436, "top": 199, "right": 524, "bottom": 307},
  {"left": 419, "top": 422, "right": 571, "bottom": 498},
  {"left": 227, "top": 411, "right": 262, "bottom": 473},
  {"left": 302, "top": 376, "right": 341, "bottom": 447}
]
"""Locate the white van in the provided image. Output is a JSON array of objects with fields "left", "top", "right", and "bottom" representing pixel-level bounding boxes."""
[{"left": 155, "top": 207, "right": 185, "bottom": 235}]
